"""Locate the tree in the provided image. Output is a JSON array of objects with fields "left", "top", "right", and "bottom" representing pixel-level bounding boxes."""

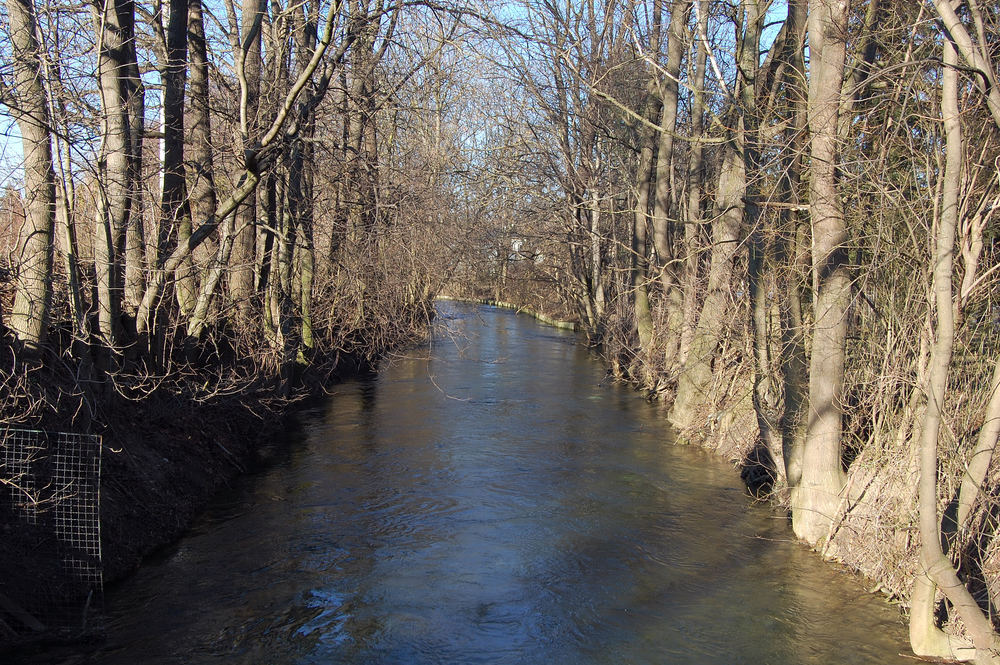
[
  {"left": 790, "top": 0, "right": 851, "bottom": 546},
  {"left": 93, "top": 0, "right": 144, "bottom": 349},
  {"left": 227, "top": 0, "right": 265, "bottom": 317},
  {"left": 907, "top": 3, "right": 1000, "bottom": 661},
  {"left": 4, "top": 0, "right": 56, "bottom": 350},
  {"left": 670, "top": 0, "right": 763, "bottom": 432}
]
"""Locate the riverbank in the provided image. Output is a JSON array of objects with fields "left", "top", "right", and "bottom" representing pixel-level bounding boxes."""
[
  {"left": 0, "top": 350, "right": 374, "bottom": 602},
  {"left": 97, "top": 353, "right": 374, "bottom": 582},
  {"left": 99, "top": 388, "right": 286, "bottom": 581},
  {"left": 1, "top": 330, "right": 409, "bottom": 653}
]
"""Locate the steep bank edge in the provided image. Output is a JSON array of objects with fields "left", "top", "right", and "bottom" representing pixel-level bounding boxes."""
[{"left": 98, "top": 355, "right": 374, "bottom": 584}]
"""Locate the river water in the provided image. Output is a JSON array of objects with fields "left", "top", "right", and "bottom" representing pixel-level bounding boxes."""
[{"left": 78, "top": 302, "right": 909, "bottom": 664}]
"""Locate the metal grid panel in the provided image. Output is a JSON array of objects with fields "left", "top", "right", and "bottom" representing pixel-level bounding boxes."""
[{"left": 0, "top": 428, "right": 103, "bottom": 642}]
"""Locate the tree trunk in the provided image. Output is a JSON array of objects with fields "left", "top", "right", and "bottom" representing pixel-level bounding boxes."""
[
  {"left": 138, "top": 171, "right": 261, "bottom": 335},
  {"left": 737, "top": 0, "right": 781, "bottom": 478},
  {"left": 623, "top": 1, "right": 661, "bottom": 377},
  {"left": 345, "top": 1, "right": 379, "bottom": 246},
  {"left": 160, "top": 0, "right": 191, "bottom": 321},
  {"left": 670, "top": 142, "right": 743, "bottom": 433},
  {"left": 277, "top": 152, "right": 300, "bottom": 396},
  {"left": 184, "top": 0, "right": 217, "bottom": 315},
  {"left": 651, "top": 0, "right": 690, "bottom": 374},
  {"left": 93, "top": 0, "right": 137, "bottom": 348},
  {"left": 588, "top": 190, "right": 605, "bottom": 332},
  {"left": 791, "top": 0, "right": 851, "bottom": 546},
  {"left": 295, "top": 0, "right": 318, "bottom": 360},
  {"left": 6, "top": 0, "right": 56, "bottom": 351},
  {"left": 186, "top": 212, "right": 236, "bottom": 340},
  {"left": 671, "top": 0, "right": 758, "bottom": 431},
  {"left": 229, "top": 0, "right": 265, "bottom": 317},
  {"left": 909, "top": 36, "right": 999, "bottom": 665},
  {"left": 956, "top": 356, "right": 1000, "bottom": 529},
  {"left": 680, "top": 0, "right": 708, "bottom": 368},
  {"left": 259, "top": 172, "right": 280, "bottom": 335},
  {"left": 777, "top": 0, "right": 809, "bottom": 492},
  {"left": 123, "top": 0, "right": 145, "bottom": 316},
  {"left": 631, "top": 79, "right": 662, "bottom": 372},
  {"left": 651, "top": 0, "right": 689, "bottom": 266}
]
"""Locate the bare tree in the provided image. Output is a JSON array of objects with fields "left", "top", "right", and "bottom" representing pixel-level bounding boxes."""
[
  {"left": 4, "top": 0, "right": 56, "bottom": 350},
  {"left": 790, "top": 0, "right": 851, "bottom": 546}
]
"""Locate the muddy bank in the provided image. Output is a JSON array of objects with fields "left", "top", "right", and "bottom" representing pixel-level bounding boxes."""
[
  {"left": 99, "top": 391, "right": 285, "bottom": 582},
  {"left": 97, "top": 354, "right": 375, "bottom": 583}
]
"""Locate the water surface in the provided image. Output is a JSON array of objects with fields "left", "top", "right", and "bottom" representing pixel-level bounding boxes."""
[{"left": 78, "top": 303, "right": 909, "bottom": 663}]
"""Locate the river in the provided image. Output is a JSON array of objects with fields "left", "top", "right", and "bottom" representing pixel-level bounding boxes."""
[{"left": 72, "top": 302, "right": 909, "bottom": 664}]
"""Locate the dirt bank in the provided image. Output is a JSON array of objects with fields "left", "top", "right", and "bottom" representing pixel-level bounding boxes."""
[
  {"left": 97, "top": 354, "right": 373, "bottom": 582},
  {"left": 99, "top": 391, "right": 286, "bottom": 582}
]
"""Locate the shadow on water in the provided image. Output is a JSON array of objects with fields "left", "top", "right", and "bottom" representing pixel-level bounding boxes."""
[{"left": 23, "top": 302, "right": 911, "bottom": 665}]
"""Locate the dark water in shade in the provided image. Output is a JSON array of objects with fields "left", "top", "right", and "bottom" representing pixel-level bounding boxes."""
[{"left": 67, "top": 302, "right": 909, "bottom": 664}]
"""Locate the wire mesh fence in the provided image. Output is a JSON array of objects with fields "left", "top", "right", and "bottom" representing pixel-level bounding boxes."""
[{"left": 0, "top": 428, "right": 103, "bottom": 644}]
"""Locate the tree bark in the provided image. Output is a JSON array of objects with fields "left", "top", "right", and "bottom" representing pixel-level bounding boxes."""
[
  {"left": 651, "top": 0, "right": 689, "bottom": 267},
  {"left": 93, "top": 0, "right": 138, "bottom": 348},
  {"left": 344, "top": 0, "right": 380, "bottom": 246},
  {"left": 295, "top": 0, "right": 318, "bottom": 362},
  {"left": 910, "top": 36, "right": 999, "bottom": 665},
  {"left": 777, "top": 0, "right": 809, "bottom": 492},
  {"left": 161, "top": 0, "right": 192, "bottom": 319},
  {"left": 630, "top": 2, "right": 662, "bottom": 373},
  {"left": 123, "top": 0, "right": 145, "bottom": 316},
  {"left": 6, "top": 0, "right": 56, "bottom": 351},
  {"left": 670, "top": 142, "right": 743, "bottom": 433},
  {"left": 737, "top": 0, "right": 781, "bottom": 478},
  {"left": 680, "top": 1, "right": 707, "bottom": 367},
  {"left": 631, "top": 81, "right": 659, "bottom": 364},
  {"left": 791, "top": 0, "right": 850, "bottom": 546},
  {"left": 956, "top": 357, "right": 1000, "bottom": 529},
  {"left": 229, "top": 0, "right": 265, "bottom": 316},
  {"left": 183, "top": 0, "right": 217, "bottom": 318},
  {"left": 651, "top": 0, "right": 690, "bottom": 374},
  {"left": 671, "top": 0, "right": 760, "bottom": 436}
]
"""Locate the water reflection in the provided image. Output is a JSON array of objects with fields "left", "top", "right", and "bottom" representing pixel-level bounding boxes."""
[{"left": 58, "top": 302, "right": 907, "bottom": 664}]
